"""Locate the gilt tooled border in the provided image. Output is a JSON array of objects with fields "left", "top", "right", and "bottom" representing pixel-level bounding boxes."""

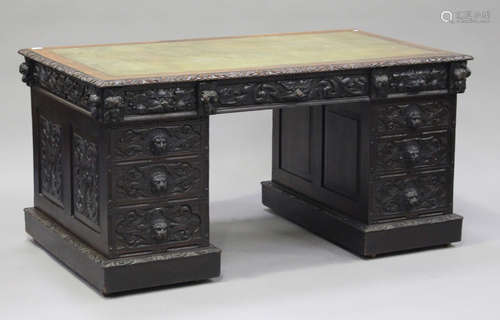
[{"left": 19, "top": 48, "right": 472, "bottom": 88}]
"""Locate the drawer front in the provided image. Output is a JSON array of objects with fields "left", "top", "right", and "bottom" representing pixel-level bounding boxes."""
[
  {"left": 110, "top": 199, "right": 209, "bottom": 256},
  {"left": 375, "top": 98, "right": 454, "bottom": 135},
  {"left": 372, "top": 130, "right": 451, "bottom": 173},
  {"left": 111, "top": 157, "right": 206, "bottom": 204},
  {"left": 370, "top": 170, "right": 452, "bottom": 219},
  {"left": 111, "top": 121, "right": 204, "bottom": 162}
]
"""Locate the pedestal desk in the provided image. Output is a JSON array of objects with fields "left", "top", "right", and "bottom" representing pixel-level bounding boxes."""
[{"left": 18, "top": 30, "right": 472, "bottom": 294}]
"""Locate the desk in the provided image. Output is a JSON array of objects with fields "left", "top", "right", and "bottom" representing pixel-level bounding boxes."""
[{"left": 18, "top": 30, "right": 472, "bottom": 294}]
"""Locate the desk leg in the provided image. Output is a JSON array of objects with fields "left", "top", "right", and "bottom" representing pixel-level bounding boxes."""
[{"left": 263, "top": 101, "right": 462, "bottom": 257}]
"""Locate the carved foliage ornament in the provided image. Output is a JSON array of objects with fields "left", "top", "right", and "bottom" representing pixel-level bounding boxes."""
[
  {"left": 200, "top": 74, "right": 369, "bottom": 112},
  {"left": 72, "top": 133, "right": 99, "bottom": 227},
  {"left": 112, "top": 124, "right": 201, "bottom": 160},
  {"left": 114, "top": 204, "right": 202, "bottom": 251},
  {"left": 39, "top": 116, "right": 64, "bottom": 205}
]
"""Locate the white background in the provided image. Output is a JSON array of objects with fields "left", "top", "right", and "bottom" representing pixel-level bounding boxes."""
[{"left": 1, "top": 0, "right": 499, "bottom": 319}]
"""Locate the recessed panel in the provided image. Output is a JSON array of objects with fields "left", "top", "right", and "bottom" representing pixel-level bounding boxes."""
[
  {"left": 323, "top": 111, "right": 359, "bottom": 198},
  {"left": 280, "top": 108, "right": 312, "bottom": 181}
]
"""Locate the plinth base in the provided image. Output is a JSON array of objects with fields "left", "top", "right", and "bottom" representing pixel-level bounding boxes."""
[
  {"left": 261, "top": 181, "right": 463, "bottom": 257},
  {"left": 24, "top": 207, "right": 221, "bottom": 295}
]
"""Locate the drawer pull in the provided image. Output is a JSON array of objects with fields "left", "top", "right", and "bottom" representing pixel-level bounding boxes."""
[
  {"left": 405, "top": 104, "right": 423, "bottom": 128},
  {"left": 151, "top": 215, "right": 169, "bottom": 242},
  {"left": 404, "top": 187, "right": 419, "bottom": 207},
  {"left": 150, "top": 131, "right": 168, "bottom": 155},
  {"left": 402, "top": 142, "right": 420, "bottom": 162},
  {"left": 151, "top": 170, "right": 168, "bottom": 194}
]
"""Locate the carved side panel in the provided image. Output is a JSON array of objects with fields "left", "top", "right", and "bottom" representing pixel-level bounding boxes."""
[
  {"left": 200, "top": 74, "right": 368, "bottom": 113},
  {"left": 373, "top": 132, "right": 450, "bottom": 173},
  {"left": 111, "top": 123, "right": 202, "bottom": 161},
  {"left": 112, "top": 160, "right": 202, "bottom": 203},
  {"left": 375, "top": 99, "right": 453, "bottom": 134},
  {"left": 372, "top": 64, "right": 448, "bottom": 97},
  {"left": 39, "top": 116, "right": 64, "bottom": 206},
  {"left": 371, "top": 171, "right": 451, "bottom": 218},
  {"left": 112, "top": 201, "right": 207, "bottom": 254},
  {"left": 72, "top": 133, "right": 99, "bottom": 229}
]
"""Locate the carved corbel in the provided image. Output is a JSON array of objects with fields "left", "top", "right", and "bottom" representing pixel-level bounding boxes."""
[
  {"left": 103, "top": 94, "right": 125, "bottom": 125},
  {"left": 200, "top": 87, "right": 219, "bottom": 115},
  {"left": 372, "top": 72, "right": 390, "bottom": 97},
  {"left": 450, "top": 62, "right": 471, "bottom": 93},
  {"left": 19, "top": 61, "right": 34, "bottom": 86}
]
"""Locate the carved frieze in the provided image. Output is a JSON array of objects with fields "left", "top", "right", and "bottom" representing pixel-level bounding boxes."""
[
  {"left": 113, "top": 203, "right": 203, "bottom": 252},
  {"left": 373, "top": 133, "right": 450, "bottom": 172},
  {"left": 371, "top": 172, "right": 450, "bottom": 217},
  {"left": 39, "top": 116, "right": 64, "bottom": 205},
  {"left": 372, "top": 64, "right": 448, "bottom": 97},
  {"left": 27, "top": 63, "right": 101, "bottom": 116},
  {"left": 72, "top": 133, "right": 99, "bottom": 228},
  {"left": 375, "top": 99, "right": 452, "bottom": 134},
  {"left": 111, "top": 124, "right": 202, "bottom": 161},
  {"left": 112, "top": 161, "right": 202, "bottom": 202},
  {"left": 19, "top": 61, "right": 196, "bottom": 124},
  {"left": 200, "top": 74, "right": 369, "bottom": 113}
]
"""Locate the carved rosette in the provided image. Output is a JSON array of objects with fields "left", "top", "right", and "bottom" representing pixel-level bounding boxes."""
[
  {"left": 372, "top": 65, "right": 448, "bottom": 98},
  {"left": 112, "top": 124, "right": 201, "bottom": 160},
  {"left": 450, "top": 62, "right": 471, "bottom": 93},
  {"left": 200, "top": 74, "right": 368, "bottom": 113},
  {"left": 39, "top": 116, "right": 64, "bottom": 205},
  {"left": 371, "top": 172, "right": 450, "bottom": 217},
  {"left": 113, "top": 204, "right": 203, "bottom": 252},
  {"left": 113, "top": 162, "right": 201, "bottom": 202},
  {"left": 72, "top": 133, "right": 99, "bottom": 228}
]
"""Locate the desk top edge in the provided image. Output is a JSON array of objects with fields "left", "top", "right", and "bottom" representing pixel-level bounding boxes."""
[{"left": 18, "top": 29, "right": 473, "bottom": 88}]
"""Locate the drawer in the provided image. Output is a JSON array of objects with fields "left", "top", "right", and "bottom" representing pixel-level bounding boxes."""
[
  {"left": 370, "top": 170, "right": 452, "bottom": 219},
  {"left": 375, "top": 97, "right": 454, "bottom": 135},
  {"left": 110, "top": 121, "right": 205, "bottom": 162},
  {"left": 111, "top": 157, "right": 206, "bottom": 204},
  {"left": 110, "top": 199, "right": 209, "bottom": 256},
  {"left": 372, "top": 130, "right": 451, "bottom": 174}
]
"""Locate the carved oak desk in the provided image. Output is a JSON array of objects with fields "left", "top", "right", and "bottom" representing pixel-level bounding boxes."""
[{"left": 18, "top": 30, "right": 472, "bottom": 294}]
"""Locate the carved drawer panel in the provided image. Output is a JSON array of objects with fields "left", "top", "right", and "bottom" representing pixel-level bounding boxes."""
[
  {"left": 370, "top": 170, "right": 452, "bottom": 219},
  {"left": 111, "top": 158, "right": 206, "bottom": 204},
  {"left": 372, "top": 130, "right": 451, "bottom": 174},
  {"left": 200, "top": 72, "right": 369, "bottom": 113},
  {"left": 375, "top": 98, "right": 454, "bottom": 135},
  {"left": 110, "top": 199, "right": 209, "bottom": 256},
  {"left": 371, "top": 64, "right": 448, "bottom": 98},
  {"left": 111, "top": 121, "right": 204, "bottom": 162}
]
